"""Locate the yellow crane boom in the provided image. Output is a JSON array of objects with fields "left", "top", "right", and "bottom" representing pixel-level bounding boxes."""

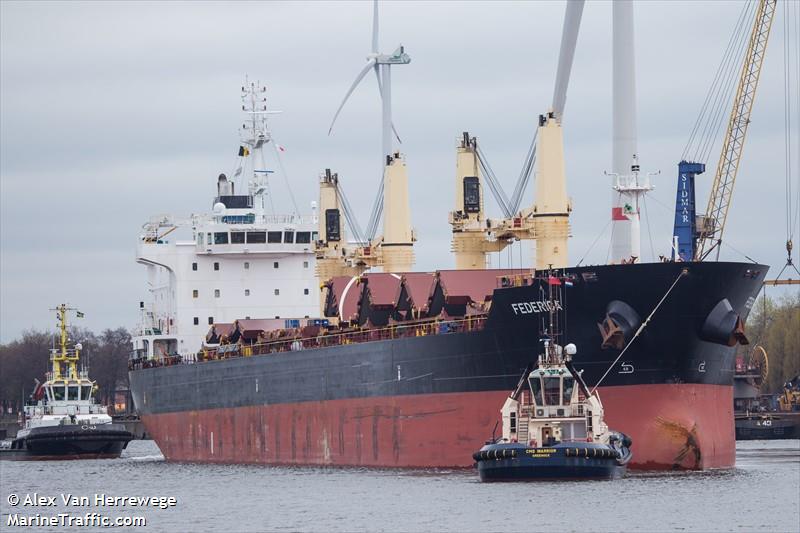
[{"left": 696, "top": 0, "right": 778, "bottom": 261}]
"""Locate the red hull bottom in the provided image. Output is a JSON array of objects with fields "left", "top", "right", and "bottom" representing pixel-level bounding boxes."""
[{"left": 141, "top": 384, "right": 734, "bottom": 470}]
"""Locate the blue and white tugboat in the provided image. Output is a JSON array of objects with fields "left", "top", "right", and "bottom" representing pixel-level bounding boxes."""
[
  {"left": 473, "top": 273, "right": 632, "bottom": 481},
  {"left": 0, "top": 305, "right": 133, "bottom": 460}
]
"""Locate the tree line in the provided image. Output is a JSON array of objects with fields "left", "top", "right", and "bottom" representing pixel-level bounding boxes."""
[
  {"left": 742, "top": 292, "right": 800, "bottom": 393},
  {"left": 0, "top": 327, "right": 130, "bottom": 414}
]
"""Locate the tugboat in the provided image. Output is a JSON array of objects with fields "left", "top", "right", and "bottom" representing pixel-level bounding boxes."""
[
  {"left": 473, "top": 273, "right": 632, "bottom": 481},
  {"left": 0, "top": 305, "right": 133, "bottom": 460}
]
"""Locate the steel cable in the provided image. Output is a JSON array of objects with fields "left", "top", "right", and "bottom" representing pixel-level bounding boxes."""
[{"left": 590, "top": 270, "right": 686, "bottom": 394}]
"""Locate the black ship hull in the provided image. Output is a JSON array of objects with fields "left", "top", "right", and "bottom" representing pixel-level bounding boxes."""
[
  {"left": 474, "top": 442, "right": 630, "bottom": 481},
  {"left": 129, "top": 261, "right": 766, "bottom": 469},
  {"left": 0, "top": 424, "right": 133, "bottom": 461}
]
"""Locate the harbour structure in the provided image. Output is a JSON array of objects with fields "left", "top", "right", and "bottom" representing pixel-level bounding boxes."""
[
  {"left": 1, "top": 305, "right": 132, "bottom": 460},
  {"left": 131, "top": 80, "right": 319, "bottom": 360},
  {"left": 733, "top": 348, "right": 800, "bottom": 440},
  {"left": 129, "top": 1, "right": 781, "bottom": 469}
]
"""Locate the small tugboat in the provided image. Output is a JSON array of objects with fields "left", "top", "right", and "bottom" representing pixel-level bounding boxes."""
[
  {"left": 0, "top": 305, "right": 133, "bottom": 460},
  {"left": 473, "top": 273, "right": 632, "bottom": 481}
]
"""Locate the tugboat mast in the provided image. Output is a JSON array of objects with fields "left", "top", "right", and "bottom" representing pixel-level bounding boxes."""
[{"left": 49, "top": 304, "right": 81, "bottom": 381}]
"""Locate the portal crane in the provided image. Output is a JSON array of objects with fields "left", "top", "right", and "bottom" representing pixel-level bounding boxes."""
[{"left": 694, "top": 0, "right": 777, "bottom": 261}]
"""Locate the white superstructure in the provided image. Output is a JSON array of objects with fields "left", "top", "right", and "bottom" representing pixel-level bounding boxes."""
[
  {"left": 132, "top": 81, "right": 319, "bottom": 359},
  {"left": 19, "top": 305, "right": 112, "bottom": 436}
]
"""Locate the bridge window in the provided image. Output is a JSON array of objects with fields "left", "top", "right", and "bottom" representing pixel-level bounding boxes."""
[
  {"left": 193, "top": 290, "right": 198, "bottom": 298},
  {"left": 284, "top": 231, "right": 294, "bottom": 244},
  {"left": 529, "top": 376, "right": 543, "bottom": 406},
  {"left": 68, "top": 386, "right": 79, "bottom": 401},
  {"left": 192, "top": 262, "right": 198, "bottom": 271},
  {"left": 214, "top": 232, "right": 229, "bottom": 245},
  {"left": 274, "top": 289, "right": 280, "bottom": 296},
  {"left": 231, "top": 231, "right": 245, "bottom": 244},
  {"left": 208, "top": 317, "right": 213, "bottom": 325},
  {"left": 510, "top": 411, "right": 517, "bottom": 433},
  {"left": 244, "top": 262, "right": 249, "bottom": 270},
  {"left": 273, "top": 262, "right": 279, "bottom": 269},
  {"left": 53, "top": 386, "right": 65, "bottom": 401},
  {"left": 193, "top": 317, "right": 199, "bottom": 325},
  {"left": 214, "top": 289, "right": 220, "bottom": 298},
  {"left": 214, "top": 262, "right": 219, "bottom": 271},
  {"left": 245, "top": 289, "right": 250, "bottom": 296},
  {"left": 544, "top": 377, "right": 561, "bottom": 406},
  {"left": 296, "top": 232, "right": 311, "bottom": 244},
  {"left": 246, "top": 231, "right": 266, "bottom": 244},
  {"left": 304, "top": 289, "right": 309, "bottom": 295},
  {"left": 563, "top": 376, "right": 575, "bottom": 405},
  {"left": 303, "top": 261, "right": 309, "bottom": 268},
  {"left": 81, "top": 385, "right": 92, "bottom": 400},
  {"left": 267, "top": 232, "right": 282, "bottom": 243}
]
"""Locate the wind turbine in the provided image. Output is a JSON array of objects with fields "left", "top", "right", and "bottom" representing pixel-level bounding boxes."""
[
  {"left": 328, "top": 0, "right": 410, "bottom": 162},
  {"left": 327, "top": 0, "right": 415, "bottom": 273}
]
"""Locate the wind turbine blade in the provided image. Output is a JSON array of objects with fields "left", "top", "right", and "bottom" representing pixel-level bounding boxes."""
[
  {"left": 328, "top": 59, "right": 376, "bottom": 135},
  {"left": 552, "top": 0, "right": 584, "bottom": 120},
  {"left": 372, "top": 0, "right": 379, "bottom": 54},
  {"left": 373, "top": 64, "right": 402, "bottom": 144}
]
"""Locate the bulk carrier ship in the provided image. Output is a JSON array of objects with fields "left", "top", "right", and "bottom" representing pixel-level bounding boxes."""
[{"left": 129, "top": 1, "right": 775, "bottom": 470}]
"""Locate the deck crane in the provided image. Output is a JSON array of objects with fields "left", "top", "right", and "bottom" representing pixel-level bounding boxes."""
[{"left": 691, "top": 0, "right": 778, "bottom": 261}]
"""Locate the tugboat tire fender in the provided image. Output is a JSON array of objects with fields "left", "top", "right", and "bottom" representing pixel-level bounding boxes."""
[
  {"left": 473, "top": 448, "right": 519, "bottom": 462},
  {"left": 564, "top": 447, "right": 620, "bottom": 459}
]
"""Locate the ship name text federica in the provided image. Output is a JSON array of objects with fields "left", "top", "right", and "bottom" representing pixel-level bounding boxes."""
[{"left": 510, "top": 300, "right": 563, "bottom": 315}]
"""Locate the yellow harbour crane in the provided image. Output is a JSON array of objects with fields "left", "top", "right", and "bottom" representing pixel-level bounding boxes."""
[{"left": 695, "top": 0, "right": 778, "bottom": 261}]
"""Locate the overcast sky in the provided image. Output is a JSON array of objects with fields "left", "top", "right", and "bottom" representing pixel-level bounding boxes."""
[{"left": 1, "top": 1, "right": 797, "bottom": 341}]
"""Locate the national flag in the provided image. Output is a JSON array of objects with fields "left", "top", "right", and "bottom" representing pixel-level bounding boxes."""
[
  {"left": 76, "top": 311, "right": 85, "bottom": 318},
  {"left": 547, "top": 276, "right": 561, "bottom": 286},
  {"left": 233, "top": 167, "right": 242, "bottom": 177},
  {"left": 277, "top": 145, "right": 286, "bottom": 152},
  {"left": 238, "top": 146, "right": 250, "bottom": 157}
]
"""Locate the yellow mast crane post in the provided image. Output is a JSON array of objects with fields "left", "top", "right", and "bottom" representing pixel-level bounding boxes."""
[
  {"left": 49, "top": 304, "right": 82, "bottom": 381},
  {"left": 695, "top": 0, "right": 778, "bottom": 261}
]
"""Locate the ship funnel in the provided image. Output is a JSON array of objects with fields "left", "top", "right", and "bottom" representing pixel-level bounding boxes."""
[{"left": 217, "top": 173, "right": 233, "bottom": 196}]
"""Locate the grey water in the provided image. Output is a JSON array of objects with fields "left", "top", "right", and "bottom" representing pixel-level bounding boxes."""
[{"left": 1, "top": 440, "right": 798, "bottom": 533}]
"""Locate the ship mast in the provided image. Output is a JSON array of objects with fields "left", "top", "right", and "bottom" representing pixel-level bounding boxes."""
[
  {"left": 609, "top": 1, "right": 653, "bottom": 264},
  {"left": 49, "top": 304, "right": 81, "bottom": 381},
  {"left": 237, "top": 78, "right": 285, "bottom": 215}
]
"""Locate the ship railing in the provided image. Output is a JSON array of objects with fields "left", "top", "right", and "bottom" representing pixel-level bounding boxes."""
[
  {"left": 128, "top": 316, "right": 487, "bottom": 370},
  {"left": 194, "top": 213, "right": 317, "bottom": 226},
  {"left": 129, "top": 354, "right": 184, "bottom": 370},
  {"left": 496, "top": 273, "right": 534, "bottom": 288}
]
